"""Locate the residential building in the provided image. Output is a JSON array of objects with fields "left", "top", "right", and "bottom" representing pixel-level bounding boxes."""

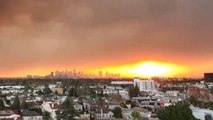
[
  {"left": 74, "top": 102, "right": 83, "bottom": 112},
  {"left": 94, "top": 107, "right": 113, "bottom": 119},
  {"left": 0, "top": 110, "right": 20, "bottom": 120},
  {"left": 133, "top": 78, "right": 156, "bottom": 92},
  {"left": 50, "top": 87, "right": 64, "bottom": 95},
  {"left": 187, "top": 86, "right": 212, "bottom": 102},
  {"left": 111, "top": 81, "right": 133, "bottom": 85},
  {"left": 166, "top": 91, "right": 179, "bottom": 97},
  {"left": 204, "top": 73, "right": 213, "bottom": 80},
  {"left": 191, "top": 107, "right": 213, "bottom": 120},
  {"left": 41, "top": 101, "right": 60, "bottom": 120},
  {"left": 22, "top": 109, "right": 42, "bottom": 120}
]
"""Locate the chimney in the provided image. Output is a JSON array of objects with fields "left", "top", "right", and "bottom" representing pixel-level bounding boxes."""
[
  {"left": 101, "top": 109, "right": 103, "bottom": 118},
  {"left": 51, "top": 103, "right": 54, "bottom": 108}
]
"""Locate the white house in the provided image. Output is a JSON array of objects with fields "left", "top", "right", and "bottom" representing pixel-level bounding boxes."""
[
  {"left": 41, "top": 101, "right": 60, "bottom": 120},
  {"left": 111, "top": 81, "right": 134, "bottom": 85},
  {"left": 166, "top": 91, "right": 179, "bottom": 97},
  {"left": 0, "top": 110, "right": 20, "bottom": 120},
  {"left": 133, "top": 78, "right": 156, "bottom": 92},
  {"left": 191, "top": 107, "right": 213, "bottom": 120},
  {"left": 103, "top": 88, "right": 118, "bottom": 95},
  {"left": 119, "top": 89, "right": 130, "bottom": 100}
]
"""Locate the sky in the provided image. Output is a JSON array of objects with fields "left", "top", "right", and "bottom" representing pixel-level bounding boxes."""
[{"left": 0, "top": 0, "right": 213, "bottom": 78}]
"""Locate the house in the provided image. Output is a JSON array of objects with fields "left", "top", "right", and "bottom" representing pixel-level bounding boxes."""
[
  {"left": 50, "top": 87, "right": 64, "bottom": 95},
  {"left": 191, "top": 106, "right": 213, "bottom": 120},
  {"left": 74, "top": 102, "right": 83, "bottom": 112},
  {"left": 41, "top": 101, "right": 60, "bottom": 120},
  {"left": 48, "top": 84, "right": 64, "bottom": 95},
  {"left": 166, "top": 91, "right": 179, "bottom": 97},
  {"left": 118, "top": 89, "right": 129, "bottom": 100},
  {"left": 103, "top": 88, "right": 118, "bottom": 95},
  {"left": 0, "top": 110, "right": 20, "bottom": 120},
  {"left": 95, "top": 106, "right": 113, "bottom": 119},
  {"left": 132, "top": 97, "right": 162, "bottom": 111},
  {"left": 79, "top": 113, "right": 90, "bottom": 119},
  {"left": 22, "top": 109, "right": 42, "bottom": 120},
  {"left": 108, "top": 103, "right": 120, "bottom": 111},
  {"left": 187, "top": 86, "right": 212, "bottom": 102}
]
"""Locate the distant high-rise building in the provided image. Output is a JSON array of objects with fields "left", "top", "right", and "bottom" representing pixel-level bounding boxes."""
[
  {"left": 50, "top": 72, "right": 54, "bottom": 78},
  {"left": 65, "top": 69, "right": 68, "bottom": 77},
  {"left": 99, "top": 71, "right": 103, "bottom": 78},
  {"left": 204, "top": 73, "right": 213, "bottom": 80},
  {"left": 67, "top": 71, "right": 73, "bottom": 78},
  {"left": 55, "top": 71, "right": 61, "bottom": 78},
  {"left": 105, "top": 71, "right": 109, "bottom": 78},
  {"left": 26, "top": 75, "right": 33, "bottom": 79},
  {"left": 73, "top": 69, "right": 77, "bottom": 77}
]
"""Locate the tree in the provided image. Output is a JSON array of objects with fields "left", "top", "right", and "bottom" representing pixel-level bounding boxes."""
[
  {"left": 55, "top": 91, "right": 59, "bottom": 95},
  {"left": 157, "top": 102, "right": 197, "bottom": 120},
  {"left": 140, "top": 117, "right": 148, "bottom": 120},
  {"left": 11, "top": 96, "right": 21, "bottom": 111},
  {"left": 43, "top": 84, "right": 52, "bottom": 95},
  {"left": 42, "top": 111, "right": 51, "bottom": 120},
  {"left": 188, "top": 96, "right": 200, "bottom": 107},
  {"left": 129, "top": 85, "right": 140, "bottom": 98},
  {"left": 68, "top": 87, "right": 78, "bottom": 97},
  {"left": 24, "top": 81, "right": 33, "bottom": 93},
  {"left": 131, "top": 111, "right": 148, "bottom": 120},
  {"left": 120, "top": 102, "right": 128, "bottom": 108},
  {"left": 90, "top": 89, "right": 97, "bottom": 99},
  {"left": 131, "top": 111, "right": 141, "bottom": 120},
  {"left": 112, "top": 107, "right": 123, "bottom": 118},
  {"left": 210, "top": 87, "right": 213, "bottom": 94},
  {"left": 56, "top": 110, "right": 61, "bottom": 120},
  {"left": 205, "top": 84, "right": 209, "bottom": 89},
  {"left": 21, "top": 101, "right": 35, "bottom": 110},
  {"left": 57, "top": 97, "right": 79, "bottom": 119},
  {"left": 131, "top": 101, "right": 137, "bottom": 108},
  {"left": 0, "top": 99, "right": 5, "bottom": 110}
]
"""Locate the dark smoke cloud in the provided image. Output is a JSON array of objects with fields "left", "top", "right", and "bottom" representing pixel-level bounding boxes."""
[{"left": 0, "top": 0, "right": 213, "bottom": 76}]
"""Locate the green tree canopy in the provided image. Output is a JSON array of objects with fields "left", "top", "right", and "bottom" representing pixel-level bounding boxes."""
[
  {"left": 131, "top": 111, "right": 141, "bottom": 120},
  {"left": 43, "top": 84, "right": 52, "bottom": 95},
  {"left": 157, "top": 102, "right": 197, "bottom": 120},
  {"left": 11, "top": 96, "right": 21, "bottom": 111},
  {"left": 0, "top": 99, "right": 5, "bottom": 110},
  {"left": 57, "top": 97, "right": 79, "bottom": 119},
  {"left": 112, "top": 107, "right": 123, "bottom": 118},
  {"left": 42, "top": 111, "right": 51, "bottom": 120},
  {"left": 129, "top": 85, "right": 140, "bottom": 98},
  {"left": 68, "top": 87, "right": 78, "bottom": 97},
  {"left": 56, "top": 110, "right": 61, "bottom": 120},
  {"left": 90, "top": 89, "right": 97, "bottom": 99},
  {"left": 210, "top": 87, "right": 213, "bottom": 94}
]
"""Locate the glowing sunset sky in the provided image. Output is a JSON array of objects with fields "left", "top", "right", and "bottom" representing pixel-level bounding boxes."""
[{"left": 0, "top": 0, "right": 213, "bottom": 77}]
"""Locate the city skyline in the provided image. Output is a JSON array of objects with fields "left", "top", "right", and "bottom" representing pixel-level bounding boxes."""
[
  {"left": 26, "top": 69, "right": 121, "bottom": 79},
  {"left": 0, "top": 0, "right": 213, "bottom": 78}
]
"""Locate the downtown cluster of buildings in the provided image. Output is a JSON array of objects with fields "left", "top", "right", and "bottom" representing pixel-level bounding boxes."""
[{"left": 27, "top": 70, "right": 121, "bottom": 79}]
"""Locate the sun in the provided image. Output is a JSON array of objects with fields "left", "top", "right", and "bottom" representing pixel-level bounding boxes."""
[
  {"left": 91, "top": 60, "right": 188, "bottom": 78},
  {"left": 130, "top": 61, "right": 174, "bottom": 77}
]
